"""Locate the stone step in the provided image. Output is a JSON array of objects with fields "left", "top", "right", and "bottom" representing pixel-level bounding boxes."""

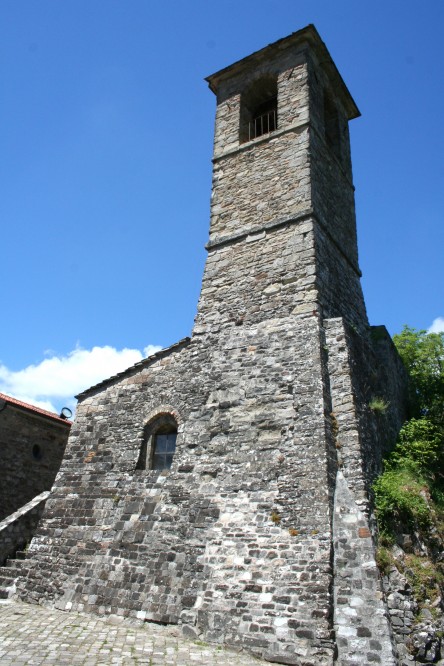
[
  {"left": 0, "top": 567, "right": 19, "bottom": 599},
  {"left": 5, "top": 558, "right": 25, "bottom": 569},
  {"left": 0, "top": 562, "right": 29, "bottom": 589},
  {"left": 0, "top": 570, "right": 18, "bottom": 587},
  {"left": 0, "top": 560, "right": 29, "bottom": 576}
]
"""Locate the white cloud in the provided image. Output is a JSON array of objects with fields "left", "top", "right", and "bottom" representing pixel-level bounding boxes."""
[
  {"left": 143, "top": 344, "right": 163, "bottom": 357},
  {"left": 428, "top": 317, "right": 444, "bottom": 334},
  {"left": 0, "top": 343, "right": 162, "bottom": 416}
]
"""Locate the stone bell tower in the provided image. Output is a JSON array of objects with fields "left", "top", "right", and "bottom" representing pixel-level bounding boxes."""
[
  {"left": 194, "top": 25, "right": 368, "bottom": 337},
  {"left": 17, "top": 25, "right": 406, "bottom": 666}
]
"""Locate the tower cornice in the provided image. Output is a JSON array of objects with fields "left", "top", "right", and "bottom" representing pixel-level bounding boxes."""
[{"left": 205, "top": 24, "right": 360, "bottom": 121}]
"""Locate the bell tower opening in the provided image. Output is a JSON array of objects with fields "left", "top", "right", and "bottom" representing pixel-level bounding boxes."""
[
  {"left": 240, "top": 75, "right": 277, "bottom": 143},
  {"left": 324, "top": 91, "right": 341, "bottom": 160}
]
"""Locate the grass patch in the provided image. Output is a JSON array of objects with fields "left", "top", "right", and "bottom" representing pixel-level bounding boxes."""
[
  {"left": 369, "top": 397, "right": 389, "bottom": 414},
  {"left": 375, "top": 546, "right": 395, "bottom": 576},
  {"left": 403, "top": 555, "right": 444, "bottom": 606},
  {"left": 270, "top": 511, "right": 281, "bottom": 525}
]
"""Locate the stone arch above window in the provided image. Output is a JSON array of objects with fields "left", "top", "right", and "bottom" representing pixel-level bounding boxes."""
[
  {"left": 240, "top": 75, "right": 278, "bottom": 143},
  {"left": 136, "top": 411, "right": 179, "bottom": 471}
]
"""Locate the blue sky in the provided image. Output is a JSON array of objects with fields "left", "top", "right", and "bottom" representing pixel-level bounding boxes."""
[{"left": 1, "top": 1, "right": 443, "bottom": 413}]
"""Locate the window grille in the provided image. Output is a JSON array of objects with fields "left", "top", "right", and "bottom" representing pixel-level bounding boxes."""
[
  {"left": 240, "top": 78, "right": 278, "bottom": 143},
  {"left": 152, "top": 432, "right": 177, "bottom": 470},
  {"left": 248, "top": 108, "right": 277, "bottom": 141}
]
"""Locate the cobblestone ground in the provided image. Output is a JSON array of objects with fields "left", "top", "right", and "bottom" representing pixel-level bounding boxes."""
[{"left": 0, "top": 599, "right": 267, "bottom": 665}]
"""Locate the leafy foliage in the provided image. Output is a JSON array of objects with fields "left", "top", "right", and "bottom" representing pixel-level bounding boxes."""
[
  {"left": 374, "top": 327, "right": 444, "bottom": 541},
  {"left": 390, "top": 418, "right": 442, "bottom": 472},
  {"left": 373, "top": 466, "right": 432, "bottom": 533},
  {"left": 393, "top": 326, "right": 444, "bottom": 427},
  {"left": 373, "top": 327, "right": 444, "bottom": 622}
]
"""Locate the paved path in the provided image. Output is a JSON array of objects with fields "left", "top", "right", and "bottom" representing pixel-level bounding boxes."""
[{"left": 0, "top": 599, "right": 266, "bottom": 665}]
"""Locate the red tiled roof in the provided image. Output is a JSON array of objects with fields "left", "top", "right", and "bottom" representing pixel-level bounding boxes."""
[{"left": 0, "top": 392, "right": 72, "bottom": 425}]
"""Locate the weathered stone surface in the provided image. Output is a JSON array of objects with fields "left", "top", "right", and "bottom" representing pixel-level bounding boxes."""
[
  {"left": 333, "top": 472, "right": 397, "bottom": 665},
  {"left": 0, "top": 491, "right": 49, "bottom": 568},
  {"left": 382, "top": 563, "right": 444, "bottom": 665}
]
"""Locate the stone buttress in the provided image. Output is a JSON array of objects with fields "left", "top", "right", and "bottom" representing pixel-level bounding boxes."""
[{"left": 17, "top": 26, "right": 407, "bottom": 665}]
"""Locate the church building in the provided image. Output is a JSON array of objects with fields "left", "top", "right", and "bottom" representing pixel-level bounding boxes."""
[{"left": 15, "top": 26, "right": 406, "bottom": 665}]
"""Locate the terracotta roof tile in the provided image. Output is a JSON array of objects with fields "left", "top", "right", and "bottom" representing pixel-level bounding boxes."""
[{"left": 0, "top": 392, "right": 72, "bottom": 425}]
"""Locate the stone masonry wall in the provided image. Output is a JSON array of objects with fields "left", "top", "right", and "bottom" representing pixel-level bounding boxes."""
[
  {"left": 333, "top": 472, "right": 397, "bottom": 666},
  {"left": 370, "top": 326, "right": 409, "bottom": 457},
  {"left": 194, "top": 216, "right": 318, "bottom": 335},
  {"left": 0, "top": 491, "right": 50, "bottom": 566},
  {"left": 324, "top": 318, "right": 408, "bottom": 664},
  {"left": 325, "top": 318, "right": 407, "bottom": 510},
  {"left": 20, "top": 313, "right": 337, "bottom": 665},
  {"left": 315, "top": 223, "right": 368, "bottom": 333},
  {"left": 308, "top": 54, "right": 358, "bottom": 272},
  {"left": 210, "top": 127, "right": 311, "bottom": 244}
]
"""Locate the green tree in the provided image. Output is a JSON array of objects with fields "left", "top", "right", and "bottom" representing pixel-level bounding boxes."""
[
  {"left": 374, "top": 327, "right": 444, "bottom": 540},
  {"left": 390, "top": 417, "right": 442, "bottom": 472},
  {"left": 393, "top": 326, "right": 444, "bottom": 427}
]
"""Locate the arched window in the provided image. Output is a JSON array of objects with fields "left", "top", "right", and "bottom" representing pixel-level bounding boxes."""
[
  {"left": 136, "top": 413, "right": 178, "bottom": 471},
  {"left": 151, "top": 427, "right": 177, "bottom": 470},
  {"left": 240, "top": 75, "right": 278, "bottom": 143}
]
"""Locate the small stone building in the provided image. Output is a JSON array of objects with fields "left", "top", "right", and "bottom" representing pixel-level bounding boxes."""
[
  {"left": 0, "top": 393, "right": 71, "bottom": 567},
  {"left": 16, "top": 26, "right": 407, "bottom": 665},
  {"left": 0, "top": 392, "right": 71, "bottom": 521}
]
